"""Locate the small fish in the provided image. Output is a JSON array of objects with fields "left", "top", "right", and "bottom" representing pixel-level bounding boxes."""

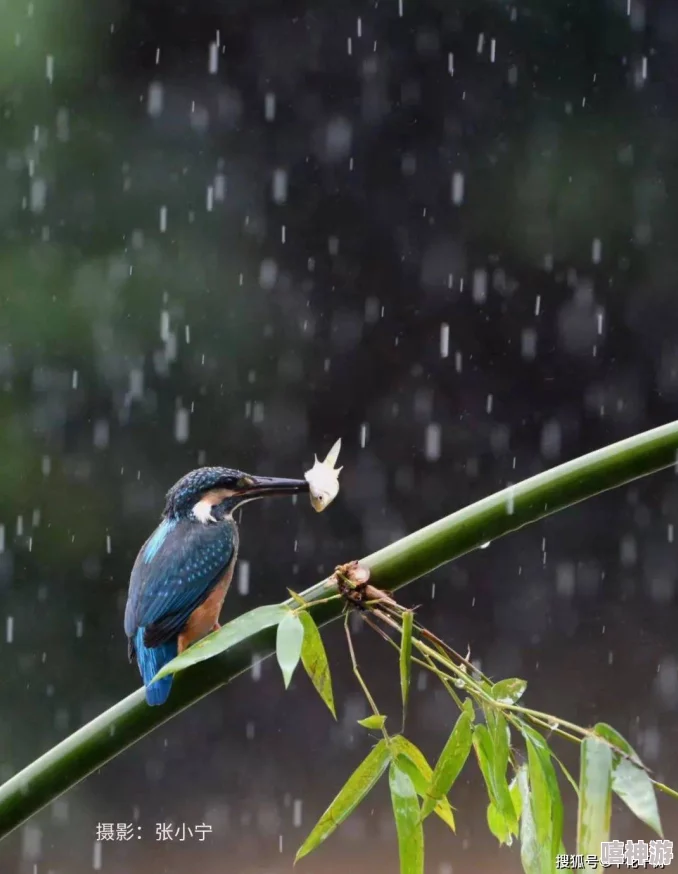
[{"left": 305, "top": 439, "right": 342, "bottom": 512}]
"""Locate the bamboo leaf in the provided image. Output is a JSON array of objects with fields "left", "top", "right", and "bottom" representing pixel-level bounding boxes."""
[
  {"left": 287, "top": 589, "right": 309, "bottom": 607},
  {"left": 491, "top": 678, "right": 527, "bottom": 705},
  {"left": 594, "top": 723, "right": 662, "bottom": 836},
  {"left": 421, "top": 700, "right": 474, "bottom": 819},
  {"left": 358, "top": 715, "right": 386, "bottom": 730},
  {"left": 487, "top": 801, "right": 513, "bottom": 846},
  {"left": 276, "top": 612, "right": 305, "bottom": 689},
  {"left": 299, "top": 611, "right": 336, "bottom": 718},
  {"left": 516, "top": 765, "right": 542, "bottom": 874},
  {"left": 389, "top": 762, "right": 424, "bottom": 874},
  {"left": 390, "top": 737, "right": 455, "bottom": 832},
  {"left": 399, "top": 610, "right": 414, "bottom": 721},
  {"left": 593, "top": 722, "right": 639, "bottom": 760},
  {"left": 488, "top": 713, "right": 518, "bottom": 834},
  {"left": 509, "top": 773, "right": 523, "bottom": 822},
  {"left": 154, "top": 604, "right": 289, "bottom": 679},
  {"left": 295, "top": 739, "right": 390, "bottom": 862},
  {"left": 521, "top": 724, "right": 564, "bottom": 873},
  {"left": 612, "top": 759, "right": 663, "bottom": 837},
  {"left": 473, "top": 723, "right": 496, "bottom": 799},
  {"left": 577, "top": 737, "right": 613, "bottom": 869},
  {"left": 474, "top": 720, "right": 516, "bottom": 843}
]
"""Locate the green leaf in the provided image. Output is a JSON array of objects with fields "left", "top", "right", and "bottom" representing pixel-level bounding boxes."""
[
  {"left": 473, "top": 723, "right": 495, "bottom": 797},
  {"left": 593, "top": 723, "right": 641, "bottom": 763},
  {"left": 389, "top": 736, "right": 455, "bottom": 832},
  {"left": 474, "top": 723, "right": 516, "bottom": 844},
  {"left": 276, "top": 611, "right": 305, "bottom": 689},
  {"left": 509, "top": 773, "right": 523, "bottom": 822},
  {"left": 516, "top": 765, "right": 542, "bottom": 874},
  {"left": 299, "top": 611, "right": 336, "bottom": 718},
  {"left": 153, "top": 604, "right": 289, "bottom": 679},
  {"left": 521, "top": 724, "right": 564, "bottom": 873},
  {"left": 421, "top": 700, "right": 474, "bottom": 819},
  {"left": 295, "top": 739, "right": 391, "bottom": 862},
  {"left": 488, "top": 712, "right": 518, "bottom": 834},
  {"left": 287, "top": 589, "right": 308, "bottom": 607},
  {"left": 487, "top": 801, "right": 513, "bottom": 845},
  {"left": 399, "top": 610, "right": 414, "bottom": 721},
  {"left": 577, "top": 737, "right": 613, "bottom": 868},
  {"left": 491, "top": 678, "right": 527, "bottom": 705},
  {"left": 358, "top": 714, "right": 386, "bottom": 730},
  {"left": 612, "top": 759, "right": 663, "bottom": 838},
  {"left": 389, "top": 762, "right": 424, "bottom": 874},
  {"left": 593, "top": 723, "right": 662, "bottom": 837}
]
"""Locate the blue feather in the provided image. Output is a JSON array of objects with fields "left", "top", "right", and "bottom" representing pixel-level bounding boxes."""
[
  {"left": 143, "top": 519, "right": 177, "bottom": 563},
  {"left": 135, "top": 627, "right": 177, "bottom": 706}
]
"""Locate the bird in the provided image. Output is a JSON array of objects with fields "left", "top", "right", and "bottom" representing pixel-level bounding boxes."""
[{"left": 124, "top": 466, "right": 310, "bottom": 706}]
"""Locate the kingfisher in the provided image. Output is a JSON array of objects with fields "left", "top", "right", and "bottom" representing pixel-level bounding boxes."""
[{"left": 125, "top": 466, "right": 309, "bottom": 706}]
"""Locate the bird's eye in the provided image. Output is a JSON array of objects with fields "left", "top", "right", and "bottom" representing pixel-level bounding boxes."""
[{"left": 237, "top": 475, "right": 255, "bottom": 488}]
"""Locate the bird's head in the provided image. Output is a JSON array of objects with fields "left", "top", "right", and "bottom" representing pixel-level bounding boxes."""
[{"left": 163, "top": 466, "right": 310, "bottom": 522}]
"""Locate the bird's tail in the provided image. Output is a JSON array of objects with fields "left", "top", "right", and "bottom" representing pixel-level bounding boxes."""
[{"left": 135, "top": 628, "right": 177, "bottom": 706}]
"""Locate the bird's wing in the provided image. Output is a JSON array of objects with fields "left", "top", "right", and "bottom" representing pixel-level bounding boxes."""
[{"left": 125, "top": 517, "right": 235, "bottom": 650}]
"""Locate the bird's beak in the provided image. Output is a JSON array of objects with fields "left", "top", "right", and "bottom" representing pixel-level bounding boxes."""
[{"left": 245, "top": 475, "right": 310, "bottom": 499}]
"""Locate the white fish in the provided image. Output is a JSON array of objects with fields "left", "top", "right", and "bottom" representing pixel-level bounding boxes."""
[{"left": 305, "top": 439, "right": 342, "bottom": 512}]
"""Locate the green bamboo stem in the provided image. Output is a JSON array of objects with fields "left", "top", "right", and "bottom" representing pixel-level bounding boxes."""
[{"left": 1, "top": 420, "right": 678, "bottom": 840}]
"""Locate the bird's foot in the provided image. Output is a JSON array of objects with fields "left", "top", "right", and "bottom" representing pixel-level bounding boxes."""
[{"left": 212, "top": 622, "right": 221, "bottom": 632}]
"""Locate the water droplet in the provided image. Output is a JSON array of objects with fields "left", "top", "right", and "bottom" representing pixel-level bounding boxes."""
[
  {"left": 208, "top": 42, "right": 219, "bottom": 74},
  {"left": 440, "top": 323, "right": 450, "bottom": 357}
]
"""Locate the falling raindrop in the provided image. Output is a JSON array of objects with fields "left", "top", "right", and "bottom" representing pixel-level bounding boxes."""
[
  {"left": 238, "top": 561, "right": 250, "bottom": 595},
  {"left": 264, "top": 93, "right": 276, "bottom": 121},
  {"left": 208, "top": 42, "right": 219, "bottom": 74},
  {"left": 451, "top": 172, "right": 465, "bottom": 205},
  {"left": 425, "top": 424, "right": 441, "bottom": 461},
  {"left": 272, "top": 169, "right": 288, "bottom": 204},
  {"left": 29, "top": 178, "right": 47, "bottom": 213},
  {"left": 147, "top": 82, "right": 164, "bottom": 116},
  {"left": 592, "top": 238, "right": 602, "bottom": 263},
  {"left": 472, "top": 268, "right": 487, "bottom": 303},
  {"left": 175, "top": 407, "right": 190, "bottom": 443},
  {"left": 440, "top": 323, "right": 450, "bottom": 357},
  {"left": 521, "top": 328, "right": 537, "bottom": 360}
]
